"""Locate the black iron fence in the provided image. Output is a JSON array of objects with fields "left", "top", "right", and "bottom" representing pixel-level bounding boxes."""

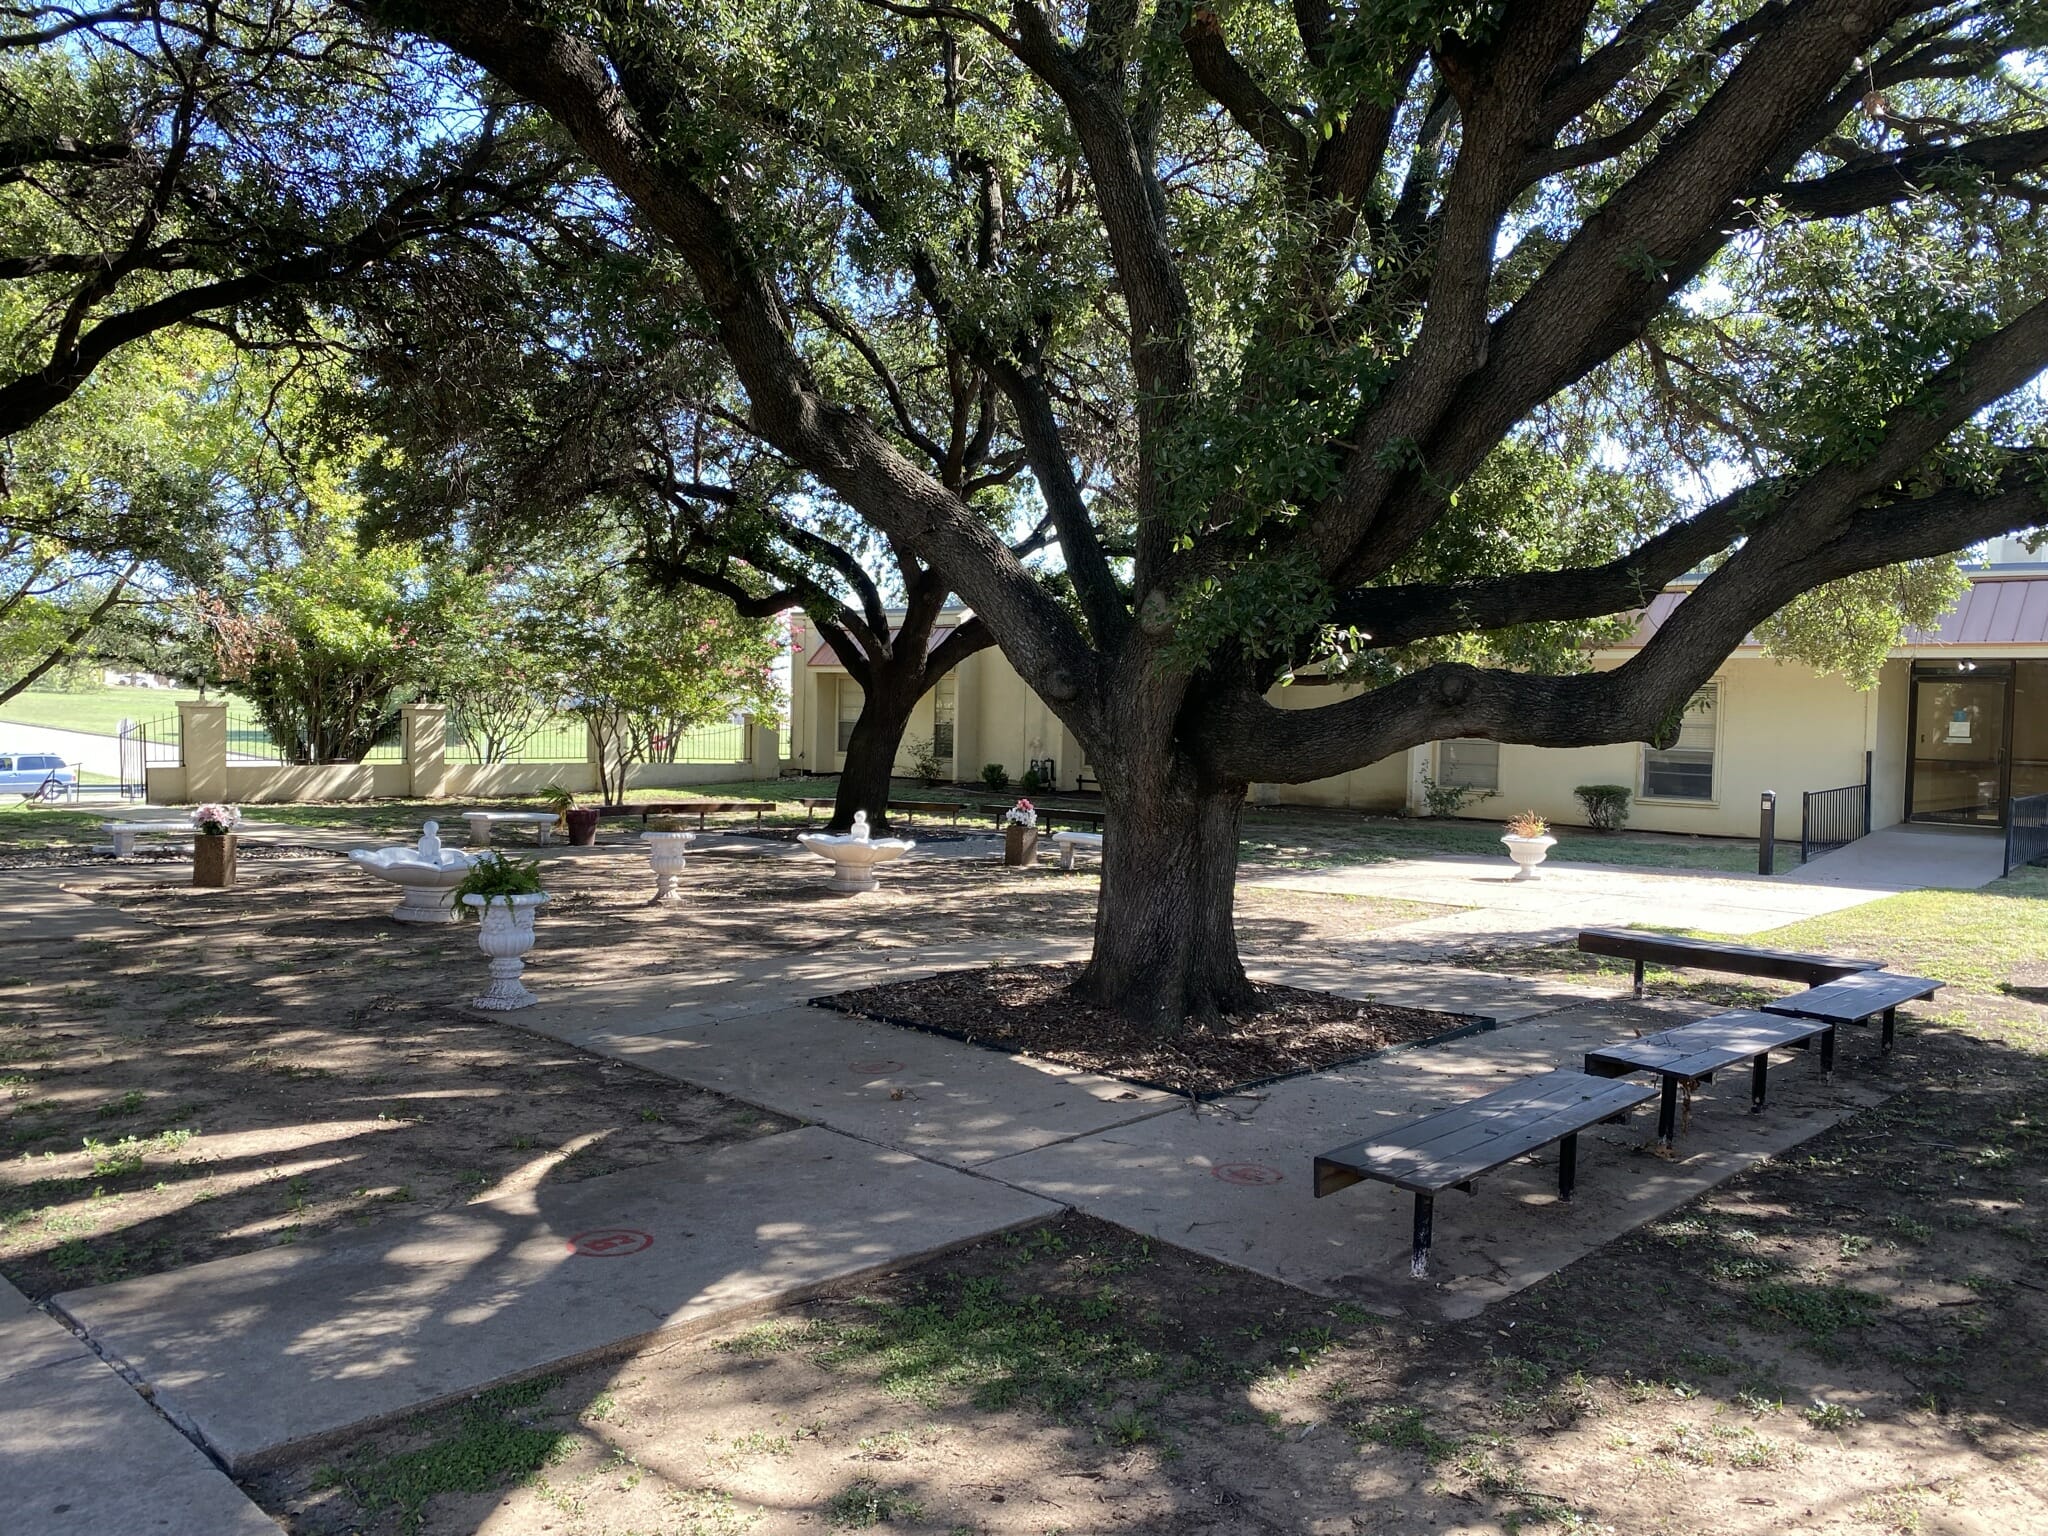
[
  {"left": 2006, "top": 792, "right": 2048, "bottom": 877},
  {"left": 1801, "top": 780, "right": 1870, "bottom": 863}
]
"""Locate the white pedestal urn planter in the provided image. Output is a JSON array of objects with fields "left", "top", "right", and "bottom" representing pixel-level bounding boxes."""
[
  {"left": 641, "top": 830, "right": 693, "bottom": 904},
  {"left": 796, "top": 811, "right": 915, "bottom": 894},
  {"left": 463, "top": 892, "right": 549, "bottom": 1010},
  {"left": 1500, "top": 834, "right": 1558, "bottom": 881}
]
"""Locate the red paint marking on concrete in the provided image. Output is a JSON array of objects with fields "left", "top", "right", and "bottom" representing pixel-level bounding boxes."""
[
  {"left": 566, "top": 1228, "right": 654, "bottom": 1257},
  {"left": 1211, "top": 1163, "right": 1284, "bottom": 1186}
]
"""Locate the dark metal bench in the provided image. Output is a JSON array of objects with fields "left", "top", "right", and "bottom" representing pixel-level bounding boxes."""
[
  {"left": 1577, "top": 929, "right": 1881, "bottom": 999},
  {"left": 1314, "top": 1069, "right": 1656, "bottom": 1277},
  {"left": 633, "top": 799, "right": 775, "bottom": 831},
  {"left": 978, "top": 803, "right": 1106, "bottom": 832},
  {"left": 1762, "top": 971, "right": 1942, "bottom": 1053},
  {"left": 1583, "top": 1010, "right": 1836, "bottom": 1150},
  {"left": 888, "top": 799, "right": 969, "bottom": 826}
]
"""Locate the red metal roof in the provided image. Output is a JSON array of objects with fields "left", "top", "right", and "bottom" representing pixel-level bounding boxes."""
[{"left": 1615, "top": 575, "right": 2048, "bottom": 652}]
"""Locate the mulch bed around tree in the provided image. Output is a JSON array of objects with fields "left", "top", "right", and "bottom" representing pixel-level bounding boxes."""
[{"left": 814, "top": 962, "right": 1487, "bottom": 1097}]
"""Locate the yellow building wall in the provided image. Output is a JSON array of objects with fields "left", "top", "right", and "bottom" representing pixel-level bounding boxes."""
[{"left": 790, "top": 630, "right": 1890, "bottom": 833}]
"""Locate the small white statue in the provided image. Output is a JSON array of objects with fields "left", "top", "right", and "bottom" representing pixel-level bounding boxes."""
[
  {"left": 851, "top": 810, "right": 872, "bottom": 843},
  {"left": 418, "top": 819, "right": 442, "bottom": 861}
]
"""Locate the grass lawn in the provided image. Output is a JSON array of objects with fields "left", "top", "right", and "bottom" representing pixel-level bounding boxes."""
[
  {"left": 0, "top": 685, "right": 198, "bottom": 737},
  {"left": 1, "top": 775, "right": 1771, "bottom": 876}
]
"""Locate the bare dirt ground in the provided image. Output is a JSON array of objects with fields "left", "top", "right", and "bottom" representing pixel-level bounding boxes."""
[
  {"left": 0, "top": 842, "right": 1437, "bottom": 1299},
  {"left": 4, "top": 832, "right": 2042, "bottom": 1535}
]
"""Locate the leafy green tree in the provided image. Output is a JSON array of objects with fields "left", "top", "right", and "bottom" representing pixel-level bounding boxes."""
[
  {"left": 1, "top": 331, "right": 250, "bottom": 701},
  {"left": 365, "top": 0, "right": 2048, "bottom": 1026},
  {"left": 0, "top": 0, "right": 566, "bottom": 439},
  {"left": 523, "top": 562, "right": 781, "bottom": 804}
]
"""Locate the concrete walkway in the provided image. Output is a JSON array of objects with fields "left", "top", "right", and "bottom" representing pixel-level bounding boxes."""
[
  {"left": 53, "top": 1127, "right": 1056, "bottom": 1470},
  {"left": 1253, "top": 852, "right": 1900, "bottom": 959},
  {"left": 1, "top": 1278, "right": 277, "bottom": 1535},
  {"left": 1783, "top": 822, "right": 2007, "bottom": 890}
]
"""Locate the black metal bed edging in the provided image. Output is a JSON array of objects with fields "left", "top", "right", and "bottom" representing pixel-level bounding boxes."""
[
  {"left": 1801, "top": 780, "right": 1869, "bottom": 864},
  {"left": 2005, "top": 792, "right": 2048, "bottom": 878}
]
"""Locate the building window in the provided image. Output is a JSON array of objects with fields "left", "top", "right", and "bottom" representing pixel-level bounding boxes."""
[
  {"left": 1642, "top": 686, "right": 1717, "bottom": 801},
  {"left": 932, "top": 672, "right": 956, "bottom": 761},
  {"left": 836, "top": 679, "right": 863, "bottom": 754},
  {"left": 1440, "top": 738, "right": 1499, "bottom": 793}
]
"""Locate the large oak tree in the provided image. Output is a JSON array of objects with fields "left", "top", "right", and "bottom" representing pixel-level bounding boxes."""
[{"left": 359, "top": 0, "right": 2048, "bottom": 1028}]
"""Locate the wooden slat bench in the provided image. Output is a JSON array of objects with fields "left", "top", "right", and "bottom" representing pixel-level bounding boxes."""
[
  {"left": 1761, "top": 970, "right": 1943, "bottom": 1053},
  {"left": 1314, "top": 1069, "right": 1657, "bottom": 1277},
  {"left": 1583, "top": 1009, "right": 1836, "bottom": 1149},
  {"left": 1578, "top": 929, "right": 1881, "bottom": 999},
  {"left": 634, "top": 799, "right": 774, "bottom": 831}
]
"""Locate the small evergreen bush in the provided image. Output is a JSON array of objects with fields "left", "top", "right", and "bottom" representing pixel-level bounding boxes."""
[
  {"left": 980, "top": 762, "right": 1009, "bottom": 792},
  {"left": 1573, "top": 783, "right": 1632, "bottom": 831}
]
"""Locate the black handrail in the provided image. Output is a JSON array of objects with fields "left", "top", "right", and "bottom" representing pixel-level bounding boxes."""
[
  {"left": 1801, "top": 781, "right": 1869, "bottom": 863},
  {"left": 2005, "top": 793, "right": 2048, "bottom": 877}
]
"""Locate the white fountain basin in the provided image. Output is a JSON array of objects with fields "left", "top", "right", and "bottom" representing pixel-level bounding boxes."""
[
  {"left": 797, "top": 811, "right": 914, "bottom": 894},
  {"left": 348, "top": 820, "right": 479, "bottom": 923}
]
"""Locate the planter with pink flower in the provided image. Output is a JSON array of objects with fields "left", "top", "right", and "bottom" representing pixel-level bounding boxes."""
[
  {"left": 1002, "top": 798, "right": 1039, "bottom": 866},
  {"left": 190, "top": 803, "right": 241, "bottom": 888}
]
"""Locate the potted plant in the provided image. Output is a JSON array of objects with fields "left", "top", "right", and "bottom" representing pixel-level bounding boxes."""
[
  {"left": 539, "top": 782, "right": 575, "bottom": 828},
  {"left": 1500, "top": 811, "right": 1557, "bottom": 881},
  {"left": 453, "top": 851, "right": 549, "bottom": 1009},
  {"left": 1003, "top": 797, "right": 1039, "bottom": 866},
  {"left": 188, "top": 803, "right": 242, "bottom": 888}
]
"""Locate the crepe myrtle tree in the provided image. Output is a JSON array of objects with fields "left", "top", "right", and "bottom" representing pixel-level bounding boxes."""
[{"left": 362, "top": 0, "right": 2048, "bottom": 1028}]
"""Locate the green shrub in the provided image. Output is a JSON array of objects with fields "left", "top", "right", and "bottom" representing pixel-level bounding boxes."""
[
  {"left": 1573, "top": 783, "right": 1632, "bottom": 831},
  {"left": 1018, "top": 766, "right": 1045, "bottom": 793},
  {"left": 1420, "top": 771, "right": 1487, "bottom": 818},
  {"left": 980, "top": 762, "right": 1009, "bottom": 792},
  {"left": 905, "top": 735, "right": 945, "bottom": 786}
]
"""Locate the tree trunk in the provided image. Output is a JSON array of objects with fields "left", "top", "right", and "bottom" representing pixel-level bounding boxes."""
[
  {"left": 831, "top": 681, "right": 918, "bottom": 833},
  {"left": 1073, "top": 760, "right": 1256, "bottom": 1032}
]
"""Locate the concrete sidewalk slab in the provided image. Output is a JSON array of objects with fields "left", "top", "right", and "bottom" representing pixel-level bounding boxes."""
[
  {"left": 1, "top": 1280, "right": 278, "bottom": 1536},
  {"left": 1250, "top": 959, "right": 1613, "bottom": 1021},
  {"left": 1784, "top": 823, "right": 2006, "bottom": 890},
  {"left": 1255, "top": 855, "right": 1893, "bottom": 944},
  {"left": 54, "top": 1125, "right": 1054, "bottom": 1471},
  {"left": 0, "top": 870, "right": 157, "bottom": 944},
  {"left": 984, "top": 1003, "right": 1888, "bottom": 1319},
  {"left": 555, "top": 1003, "right": 1178, "bottom": 1167}
]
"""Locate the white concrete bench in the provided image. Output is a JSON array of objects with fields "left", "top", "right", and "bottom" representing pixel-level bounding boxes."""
[
  {"left": 1052, "top": 830, "right": 1103, "bottom": 870},
  {"left": 98, "top": 820, "right": 194, "bottom": 858},
  {"left": 461, "top": 810, "right": 557, "bottom": 847}
]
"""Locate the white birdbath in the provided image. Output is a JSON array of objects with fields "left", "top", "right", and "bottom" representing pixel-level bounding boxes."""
[
  {"left": 462, "top": 891, "right": 548, "bottom": 1010},
  {"left": 347, "top": 821, "right": 478, "bottom": 923},
  {"left": 642, "top": 830, "right": 692, "bottom": 904},
  {"left": 797, "top": 811, "right": 915, "bottom": 894},
  {"left": 1501, "top": 833, "right": 1558, "bottom": 881}
]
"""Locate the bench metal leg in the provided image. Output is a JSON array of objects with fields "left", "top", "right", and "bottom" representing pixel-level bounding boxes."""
[
  {"left": 1821, "top": 1025, "right": 1836, "bottom": 1078},
  {"left": 1656, "top": 1075, "right": 1679, "bottom": 1148},
  {"left": 1881, "top": 1006, "right": 1896, "bottom": 1053},
  {"left": 1411, "top": 1193, "right": 1434, "bottom": 1279},
  {"left": 1633, "top": 959, "right": 1645, "bottom": 999},
  {"left": 1557, "top": 1133, "right": 1578, "bottom": 1202},
  {"left": 1750, "top": 1053, "right": 1769, "bottom": 1113}
]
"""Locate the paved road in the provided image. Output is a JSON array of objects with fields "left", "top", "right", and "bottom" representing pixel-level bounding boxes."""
[{"left": 0, "top": 722, "right": 126, "bottom": 778}]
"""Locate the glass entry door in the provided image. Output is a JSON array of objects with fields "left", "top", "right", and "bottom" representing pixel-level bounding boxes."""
[{"left": 1908, "top": 665, "right": 2011, "bottom": 825}]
